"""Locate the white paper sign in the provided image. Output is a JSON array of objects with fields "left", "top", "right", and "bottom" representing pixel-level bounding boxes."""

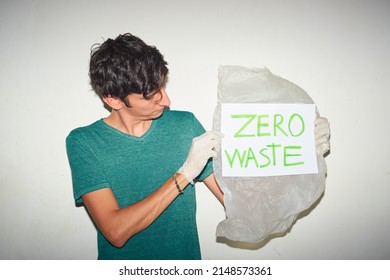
[{"left": 221, "top": 103, "right": 318, "bottom": 177}]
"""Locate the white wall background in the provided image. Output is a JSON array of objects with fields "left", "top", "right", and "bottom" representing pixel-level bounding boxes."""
[{"left": 1, "top": 0, "right": 389, "bottom": 260}]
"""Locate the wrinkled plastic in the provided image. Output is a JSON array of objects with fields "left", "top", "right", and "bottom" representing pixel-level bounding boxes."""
[{"left": 213, "top": 66, "right": 327, "bottom": 243}]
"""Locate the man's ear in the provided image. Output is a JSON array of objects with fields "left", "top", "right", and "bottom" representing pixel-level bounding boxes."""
[{"left": 103, "top": 95, "right": 123, "bottom": 110}]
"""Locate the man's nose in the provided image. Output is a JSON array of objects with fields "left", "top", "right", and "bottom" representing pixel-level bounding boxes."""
[{"left": 159, "top": 88, "right": 171, "bottom": 107}]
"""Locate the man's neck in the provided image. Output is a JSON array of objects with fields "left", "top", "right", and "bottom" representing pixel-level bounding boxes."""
[{"left": 104, "top": 111, "right": 152, "bottom": 137}]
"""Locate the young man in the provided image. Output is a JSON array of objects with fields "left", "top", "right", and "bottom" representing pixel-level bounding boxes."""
[
  {"left": 66, "top": 33, "right": 224, "bottom": 259},
  {"left": 66, "top": 33, "right": 330, "bottom": 260}
]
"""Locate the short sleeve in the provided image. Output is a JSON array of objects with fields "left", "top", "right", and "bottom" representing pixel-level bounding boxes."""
[{"left": 66, "top": 131, "right": 110, "bottom": 204}]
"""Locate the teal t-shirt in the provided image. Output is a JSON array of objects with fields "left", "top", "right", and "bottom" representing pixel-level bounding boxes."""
[{"left": 66, "top": 110, "right": 213, "bottom": 260}]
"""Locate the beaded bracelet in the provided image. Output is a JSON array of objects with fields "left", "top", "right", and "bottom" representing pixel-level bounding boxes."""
[{"left": 172, "top": 174, "right": 183, "bottom": 194}]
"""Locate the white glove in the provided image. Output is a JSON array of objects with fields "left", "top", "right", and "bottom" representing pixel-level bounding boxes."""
[
  {"left": 178, "top": 131, "right": 223, "bottom": 182},
  {"left": 314, "top": 117, "right": 331, "bottom": 156}
]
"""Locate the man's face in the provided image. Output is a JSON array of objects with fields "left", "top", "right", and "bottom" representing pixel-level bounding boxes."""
[{"left": 125, "top": 87, "right": 171, "bottom": 120}]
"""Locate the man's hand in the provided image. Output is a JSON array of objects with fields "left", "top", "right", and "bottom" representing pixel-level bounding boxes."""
[
  {"left": 178, "top": 131, "right": 223, "bottom": 182},
  {"left": 314, "top": 117, "right": 331, "bottom": 156}
]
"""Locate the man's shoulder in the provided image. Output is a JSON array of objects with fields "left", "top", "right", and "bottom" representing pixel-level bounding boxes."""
[
  {"left": 66, "top": 119, "right": 104, "bottom": 140},
  {"left": 159, "top": 110, "right": 205, "bottom": 134}
]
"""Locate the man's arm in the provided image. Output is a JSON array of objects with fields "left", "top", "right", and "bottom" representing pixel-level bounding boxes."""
[
  {"left": 82, "top": 172, "right": 189, "bottom": 248},
  {"left": 203, "top": 173, "right": 224, "bottom": 206}
]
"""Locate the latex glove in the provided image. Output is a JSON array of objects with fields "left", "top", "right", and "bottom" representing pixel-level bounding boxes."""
[
  {"left": 314, "top": 117, "right": 331, "bottom": 156},
  {"left": 178, "top": 131, "right": 223, "bottom": 182}
]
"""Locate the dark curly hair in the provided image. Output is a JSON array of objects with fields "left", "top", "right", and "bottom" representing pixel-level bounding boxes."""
[{"left": 89, "top": 33, "right": 168, "bottom": 107}]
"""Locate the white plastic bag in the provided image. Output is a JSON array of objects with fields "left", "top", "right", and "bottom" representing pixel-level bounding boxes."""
[{"left": 213, "top": 66, "right": 327, "bottom": 243}]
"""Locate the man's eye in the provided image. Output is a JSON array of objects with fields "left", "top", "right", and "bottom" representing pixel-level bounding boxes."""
[{"left": 153, "top": 92, "right": 162, "bottom": 103}]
